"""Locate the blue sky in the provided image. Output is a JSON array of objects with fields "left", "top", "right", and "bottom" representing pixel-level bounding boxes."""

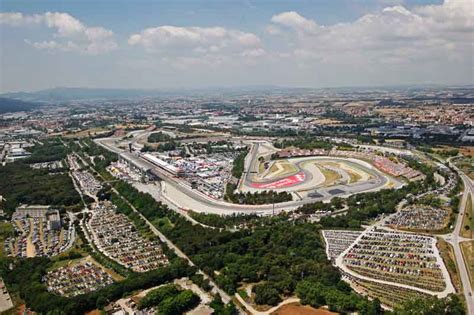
[{"left": 1, "top": 0, "right": 471, "bottom": 92}]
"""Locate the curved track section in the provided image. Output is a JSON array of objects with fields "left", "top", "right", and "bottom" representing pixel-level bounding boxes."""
[{"left": 95, "top": 136, "right": 397, "bottom": 215}]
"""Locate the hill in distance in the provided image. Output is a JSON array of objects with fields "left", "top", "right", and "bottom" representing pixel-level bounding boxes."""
[{"left": 0, "top": 97, "right": 44, "bottom": 114}]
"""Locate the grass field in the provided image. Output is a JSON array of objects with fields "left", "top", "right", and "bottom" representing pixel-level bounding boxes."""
[
  {"left": 455, "top": 157, "right": 474, "bottom": 181},
  {"left": 316, "top": 165, "right": 340, "bottom": 186},
  {"left": 346, "top": 168, "right": 362, "bottom": 183},
  {"left": 64, "top": 127, "right": 110, "bottom": 139},
  {"left": 267, "top": 161, "right": 298, "bottom": 178},
  {"left": 48, "top": 237, "right": 89, "bottom": 271},
  {"left": 153, "top": 217, "right": 174, "bottom": 231},
  {"left": 460, "top": 194, "right": 473, "bottom": 239},
  {"left": 437, "top": 238, "right": 462, "bottom": 293},
  {"left": 460, "top": 241, "right": 473, "bottom": 290}
]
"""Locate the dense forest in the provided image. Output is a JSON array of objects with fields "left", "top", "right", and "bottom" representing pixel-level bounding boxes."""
[
  {"left": 26, "top": 138, "right": 69, "bottom": 163},
  {"left": 0, "top": 162, "right": 81, "bottom": 215},
  {"left": 318, "top": 182, "right": 427, "bottom": 229}
]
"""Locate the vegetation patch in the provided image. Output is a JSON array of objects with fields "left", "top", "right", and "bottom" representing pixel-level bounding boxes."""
[
  {"left": 232, "top": 149, "right": 249, "bottom": 178},
  {"left": 460, "top": 241, "right": 474, "bottom": 289},
  {"left": 147, "top": 131, "right": 173, "bottom": 143},
  {"left": 437, "top": 238, "right": 462, "bottom": 293},
  {"left": 460, "top": 194, "right": 473, "bottom": 239},
  {"left": 0, "top": 222, "right": 14, "bottom": 258},
  {"left": 225, "top": 183, "right": 292, "bottom": 205},
  {"left": 138, "top": 284, "right": 200, "bottom": 315}
]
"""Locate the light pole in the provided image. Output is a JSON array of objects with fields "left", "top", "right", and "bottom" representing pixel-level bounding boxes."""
[{"left": 272, "top": 192, "right": 275, "bottom": 216}]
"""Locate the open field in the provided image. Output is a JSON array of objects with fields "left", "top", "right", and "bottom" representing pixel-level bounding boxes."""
[
  {"left": 459, "top": 146, "right": 474, "bottom": 158},
  {"left": 310, "top": 118, "right": 343, "bottom": 126},
  {"left": 271, "top": 303, "right": 337, "bottom": 315},
  {"left": 266, "top": 160, "right": 298, "bottom": 178},
  {"left": 454, "top": 157, "right": 474, "bottom": 181},
  {"left": 460, "top": 194, "right": 473, "bottom": 239},
  {"left": 64, "top": 127, "right": 111, "bottom": 139},
  {"left": 315, "top": 163, "right": 340, "bottom": 186},
  {"left": 347, "top": 168, "right": 362, "bottom": 183},
  {"left": 460, "top": 241, "right": 473, "bottom": 289}
]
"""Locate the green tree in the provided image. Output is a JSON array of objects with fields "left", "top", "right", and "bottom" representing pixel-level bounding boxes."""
[{"left": 253, "top": 283, "right": 281, "bottom": 306}]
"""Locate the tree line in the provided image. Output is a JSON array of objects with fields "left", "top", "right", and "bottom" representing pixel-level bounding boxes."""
[
  {"left": 231, "top": 149, "right": 248, "bottom": 178},
  {"left": 224, "top": 183, "right": 292, "bottom": 205}
]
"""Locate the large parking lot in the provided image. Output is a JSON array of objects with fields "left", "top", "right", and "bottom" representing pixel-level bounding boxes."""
[
  {"left": 73, "top": 170, "right": 102, "bottom": 197},
  {"left": 44, "top": 257, "right": 115, "bottom": 297},
  {"left": 322, "top": 229, "right": 362, "bottom": 261},
  {"left": 87, "top": 207, "right": 168, "bottom": 272},
  {"left": 341, "top": 228, "right": 451, "bottom": 293},
  {"left": 385, "top": 205, "right": 449, "bottom": 231},
  {"left": 4, "top": 210, "right": 73, "bottom": 258}
]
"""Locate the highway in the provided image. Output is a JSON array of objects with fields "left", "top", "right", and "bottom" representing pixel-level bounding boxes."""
[
  {"left": 95, "top": 135, "right": 393, "bottom": 215},
  {"left": 441, "top": 171, "right": 473, "bottom": 315}
]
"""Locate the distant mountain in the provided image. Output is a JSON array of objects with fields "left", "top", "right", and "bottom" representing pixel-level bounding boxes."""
[
  {"left": 2, "top": 85, "right": 472, "bottom": 103},
  {"left": 0, "top": 97, "right": 43, "bottom": 114},
  {"left": 0, "top": 86, "right": 300, "bottom": 102},
  {"left": 1, "top": 87, "right": 163, "bottom": 102}
]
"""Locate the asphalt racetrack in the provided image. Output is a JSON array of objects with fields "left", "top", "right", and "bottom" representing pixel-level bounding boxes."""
[{"left": 95, "top": 136, "right": 399, "bottom": 215}]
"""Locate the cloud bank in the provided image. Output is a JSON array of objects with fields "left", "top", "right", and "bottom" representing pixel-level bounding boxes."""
[
  {"left": 0, "top": 0, "right": 472, "bottom": 90},
  {"left": 0, "top": 12, "right": 117, "bottom": 54}
]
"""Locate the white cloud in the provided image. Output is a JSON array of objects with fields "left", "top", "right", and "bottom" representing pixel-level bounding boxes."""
[
  {"left": 128, "top": 25, "right": 264, "bottom": 67},
  {"left": 270, "top": 11, "right": 318, "bottom": 34},
  {"left": 1, "top": 12, "right": 117, "bottom": 54},
  {"left": 267, "top": 0, "right": 473, "bottom": 66},
  {"left": 0, "top": 12, "right": 43, "bottom": 25}
]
